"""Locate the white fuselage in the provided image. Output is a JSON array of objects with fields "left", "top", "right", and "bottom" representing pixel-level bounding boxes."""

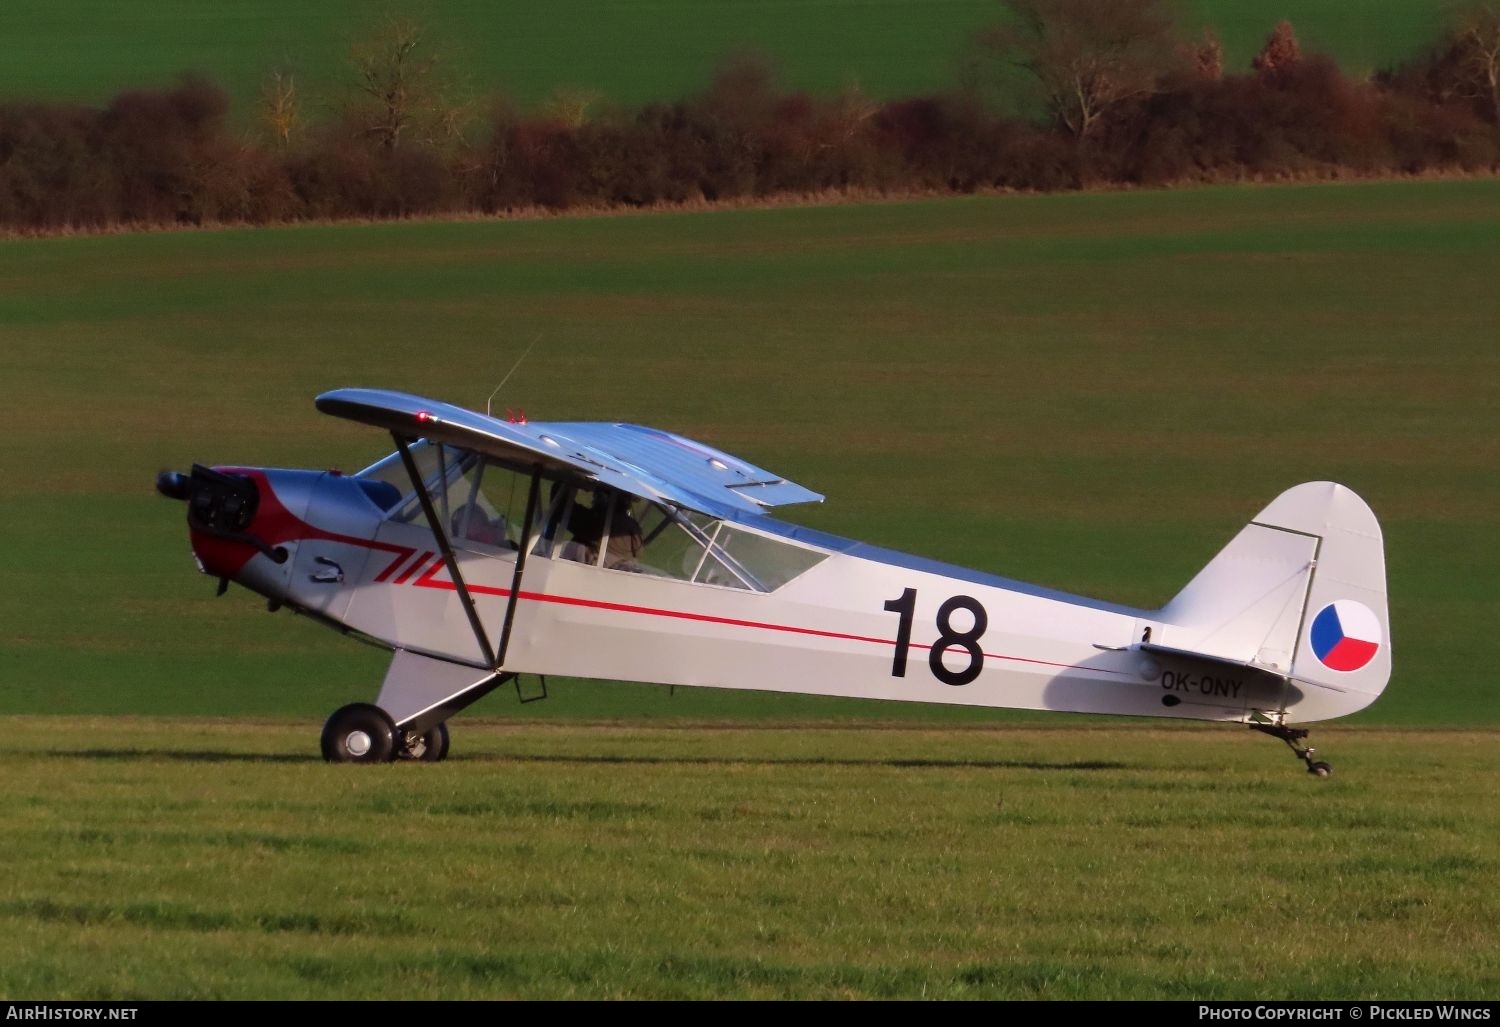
[{"left": 282, "top": 513, "right": 1292, "bottom": 725}]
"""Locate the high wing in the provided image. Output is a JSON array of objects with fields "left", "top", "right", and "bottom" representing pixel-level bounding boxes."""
[{"left": 315, "top": 388, "right": 823, "bottom": 518}]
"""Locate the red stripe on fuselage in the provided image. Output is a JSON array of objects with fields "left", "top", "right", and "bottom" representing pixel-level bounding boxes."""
[
  {"left": 374, "top": 549, "right": 420, "bottom": 582},
  {"left": 408, "top": 565, "right": 1132, "bottom": 677},
  {"left": 246, "top": 508, "right": 1133, "bottom": 682},
  {"left": 392, "top": 551, "right": 436, "bottom": 584}
]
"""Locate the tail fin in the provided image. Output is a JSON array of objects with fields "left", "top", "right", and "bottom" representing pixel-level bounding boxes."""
[{"left": 1156, "top": 482, "right": 1390, "bottom": 722}]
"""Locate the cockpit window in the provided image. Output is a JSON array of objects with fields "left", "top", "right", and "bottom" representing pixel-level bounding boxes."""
[
  {"left": 358, "top": 443, "right": 827, "bottom": 589},
  {"left": 355, "top": 441, "right": 442, "bottom": 506},
  {"left": 549, "top": 484, "right": 826, "bottom": 592},
  {"left": 709, "top": 521, "right": 827, "bottom": 591},
  {"left": 356, "top": 478, "right": 402, "bottom": 512},
  {"left": 358, "top": 442, "right": 537, "bottom": 553}
]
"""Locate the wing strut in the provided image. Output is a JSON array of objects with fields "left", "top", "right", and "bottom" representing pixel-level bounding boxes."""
[
  {"left": 494, "top": 465, "right": 541, "bottom": 669},
  {"left": 393, "top": 434, "right": 497, "bottom": 667}
]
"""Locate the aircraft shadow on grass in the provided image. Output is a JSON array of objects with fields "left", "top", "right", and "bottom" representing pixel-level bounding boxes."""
[
  {"left": 59, "top": 748, "right": 319, "bottom": 765},
  {"left": 469, "top": 752, "right": 1132, "bottom": 772},
  {"left": 56, "top": 748, "right": 1128, "bottom": 772}
]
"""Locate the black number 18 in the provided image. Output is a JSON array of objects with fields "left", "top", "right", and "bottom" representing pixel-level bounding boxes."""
[{"left": 883, "top": 588, "right": 988, "bottom": 686}]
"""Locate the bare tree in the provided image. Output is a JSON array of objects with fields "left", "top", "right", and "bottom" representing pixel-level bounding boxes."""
[
  {"left": 349, "top": 17, "right": 436, "bottom": 149},
  {"left": 260, "top": 69, "right": 299, "bottom": 148},
  {"left": 1193, "top": 27, "right": 1224, "bottom": 82},
  {"left": 828, "top": 85, "right": 881, "bottom": 147},
  {"left": 1452, "top": 2, "right": 1500, "bottom": 122},
  {"left": 1252, "top": 20, "right": 1302, "bottom": 76},
  {"left": 978, "top": 0, "right": 1186, "bottom": 138},
  {"left": 541, "top": 86, "right": 604, "bottom": 129}
]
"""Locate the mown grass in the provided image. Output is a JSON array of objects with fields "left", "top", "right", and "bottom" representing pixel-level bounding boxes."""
[
  {"left": 0, "top": 0, "right": 1451, "bottom": 113},
  {"left": 0, "top": 718, "right": 1493, "bottom": 999},
  {"left": 0, "top": 179, "right": 1495, "bottom": 725}
]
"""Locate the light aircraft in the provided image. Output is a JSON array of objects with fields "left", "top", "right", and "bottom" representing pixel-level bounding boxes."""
[{"left": 156, "top": 389, "right": 1390, "bottom": 774}]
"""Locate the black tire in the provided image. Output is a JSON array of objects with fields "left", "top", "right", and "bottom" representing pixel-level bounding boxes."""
[
  {"left": 1308, "top": 760, "right": 1333, "bottom": 778},
  {"left": 396, "top": 722, "right": 450, "bottom": 763},
  {"left": 321, "top": 703, "right": 397, "bottom": 763}
]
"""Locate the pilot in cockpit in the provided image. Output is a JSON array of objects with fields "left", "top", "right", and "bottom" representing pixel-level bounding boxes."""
[{"left": 568, "top": 489, "right": 645, "bottom": 570}]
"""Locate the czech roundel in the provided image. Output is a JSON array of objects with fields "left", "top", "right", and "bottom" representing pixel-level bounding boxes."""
[{"left": 1310, "top": 601, "right": 1383, "bottom": 673}]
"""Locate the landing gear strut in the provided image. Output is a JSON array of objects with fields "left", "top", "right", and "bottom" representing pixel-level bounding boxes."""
[{"left": 1251, "top": 722, "right": 1332, "bottom": 777}]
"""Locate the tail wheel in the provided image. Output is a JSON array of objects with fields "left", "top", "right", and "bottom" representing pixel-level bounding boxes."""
[
  {"left": 1250, "top": 722, "right": 1335, "bottom": 779},
  {"left": 321, "top": 703, "right": 397, "bottom": 763},
  {"left": 397, "top": 722, "right": 450, "bottom": 762}
]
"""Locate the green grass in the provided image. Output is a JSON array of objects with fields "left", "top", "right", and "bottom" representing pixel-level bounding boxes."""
[
  {"left": 1, "top": 179, "right": 1496, "bottom": 726},
  {"left": 0, "top": 718, "right": 1494, "bottom": 999},
  {"left": 0, "top": 182, "right": 1494, "bottom": 1000},
  {"left": 0, "top": 0, "right": 1452, "bottom": 114}
]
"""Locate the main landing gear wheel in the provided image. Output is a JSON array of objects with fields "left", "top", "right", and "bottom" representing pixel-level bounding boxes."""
[
  {"left": 1251, "top": 722, "right": 1333, "bottom": 778},
  {"left": 321, "top": 703, "right": 398, "bottom": 763},
  {"left": 397, "top": 722, "right": 450, "bottom": 762}
]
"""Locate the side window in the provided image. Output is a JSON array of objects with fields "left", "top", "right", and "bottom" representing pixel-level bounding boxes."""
[
  {"left": 364, "top": 443, "right": 539, "bottom": 555},
  {"left": 546, "top": 497, "right": 825, "bottom": 591},
  {"left": 356, "top": 441, "right": 442, "bottom": 514},
  {"left": 634, "top": 505, "right": 716, "bottom": 581},
  {"left": 447, "top": 457, "right": 537, "bottom": 553},
  {"left": 545, "top": 486, "right": 648, "bottom": 570},
  {"left": 386, "top": 444, "right": 467, "bottom": 526},
  {"left": 712, "top": 523, "right": 826, "bottom": 591}
]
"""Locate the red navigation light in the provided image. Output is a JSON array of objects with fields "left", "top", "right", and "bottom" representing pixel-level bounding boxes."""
[{"left": 416, "top": 411, "right": 433, "bottom": 424}]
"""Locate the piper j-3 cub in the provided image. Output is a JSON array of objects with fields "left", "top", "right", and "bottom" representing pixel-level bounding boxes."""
[{"left": 156, "top": 389, "right": 1391, "bottom": 775}]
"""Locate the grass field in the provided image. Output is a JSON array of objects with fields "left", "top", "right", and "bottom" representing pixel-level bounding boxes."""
[
  {"left": 0, "top": 1, "right": 1452, "bottom": 113},
  {"left": 0, "top": 718, "right": 1494, "bottom": 999},
  {"left": 2, "top": 3, "right": 1495, "bottom": 1002},
  {"left": 0, "top": 156, "right": 1495, "bottom": 998},
  {"left": 2, "top": 178, "right": 1497, "bottom": 728}
]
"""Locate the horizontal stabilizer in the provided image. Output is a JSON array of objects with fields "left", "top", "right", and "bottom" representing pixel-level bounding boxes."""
[{"left": 1137, "top": 641, "right": 1287, "bottom": 677}]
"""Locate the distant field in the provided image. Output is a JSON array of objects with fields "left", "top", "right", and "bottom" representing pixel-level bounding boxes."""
[
  {"left": 0, "top": 179, "right": 1495, "bottom": 728},
  {"left": 0, "top": 0, "right": 1450, "bottom": 113},
  {"left": 0, "top": 719, "right": 1494, "bottom": 999}
]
